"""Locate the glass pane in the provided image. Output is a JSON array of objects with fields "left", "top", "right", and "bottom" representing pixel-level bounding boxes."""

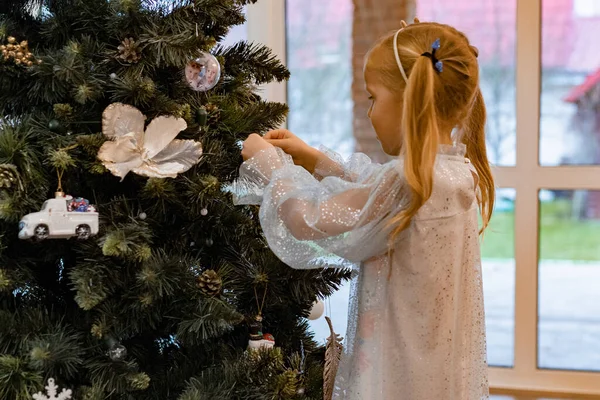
[
  {"left": 286, "top": 0, "right": 354, "bottom": 342},
  {"left": 417, "top": 1, "right": 517, "bottom": 166},
  {"left": 540, "top": 1, "right": 600, "bottom": 166},
  {"left": 286, "top": 0, "right": 354, "bottom": 157},
  {"left": 307, "top": 286, "right": 351, "bottom": 346},
  {"left": 482, "top": 188, "right": 516, "bottom": 367},
  {"left": 538, "top": 189, "right": 600, "bottom": 371}
]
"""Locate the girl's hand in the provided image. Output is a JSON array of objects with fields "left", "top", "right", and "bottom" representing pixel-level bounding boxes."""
[
  {"left": 264, "top": 129, "right": 320, "bottom": 173},
  {"left": 242, "top": 134, "right": 273, "bottom": 161}
]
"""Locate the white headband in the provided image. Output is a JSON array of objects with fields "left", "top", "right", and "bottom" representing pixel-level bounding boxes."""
[{"left": 393, "top": 28, "right": 409, "bottom": 83}]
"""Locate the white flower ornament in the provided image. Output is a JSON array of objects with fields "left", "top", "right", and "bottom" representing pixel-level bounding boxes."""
[
  {"left": 32, "top": 378, "right": 72, "bottom": 400},
  {"left": 98, "top": 103, "right": 203, "bottom": 180}
]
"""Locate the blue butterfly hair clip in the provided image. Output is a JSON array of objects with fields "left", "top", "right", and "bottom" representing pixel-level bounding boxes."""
[{"left": 421, "top": 38, "right": 443, "bottom": 73}]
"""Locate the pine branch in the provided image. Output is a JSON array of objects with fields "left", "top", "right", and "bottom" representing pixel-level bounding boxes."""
[
  {"left": 88, "top": 356, "right": 149, "bottom": 394},
  {"left": 0, "top": 355, "right": 43, "bottom": 400},
  {"left": 99, "top": 221, "right": 153, "bottom": 262},
  {"left": 219, "top": 100, "right": 288, "bottom": 136},
  {"left": 216, "top": 41, "right": 290, "bottom": 85},
  {"left": 134, "top": 251, "right": 198, "bottom": 301},
  {"left": 69, "top": 260, "right": 113, "bottom": 310},
  {"left": 177, "top": 297, "right": 244, "bottom": 344},
  {"left": 27, "top": 325, "right": 85, "bottom": 380}
]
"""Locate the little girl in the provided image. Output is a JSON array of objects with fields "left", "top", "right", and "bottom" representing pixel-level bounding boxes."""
[{"left": 233, "top": 19, "right": 494, "bottom": 400}]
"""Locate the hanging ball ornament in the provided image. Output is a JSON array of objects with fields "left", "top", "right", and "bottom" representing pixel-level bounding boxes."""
[
  {"left": 48, "top": 119, "right": 61, "bottom": 132},
  {"left": 139, "top": 212, "right": 147, "bottom": 220},
  {"left": 201, "top": 208, "right": 208, "bottom": 216},
  {"left": 308, "top": 299, "right": 325, "bottom": 321},
  {"left": 185, "top": 51, "right": 221, "bottom": 92},
  {"left": 108, "top": 343, "right": 127, "bottom": 361}
]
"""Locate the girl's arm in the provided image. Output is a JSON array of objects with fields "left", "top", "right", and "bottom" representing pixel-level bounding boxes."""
[
  {"left": 312, "top": 145, "right": 381, "bottom": 182},
  {"left": 232, "top": 145, "right": 407, "bottom": 270},
  {"left": 264, "top": 129, "right": 381, "bottom": 182}
]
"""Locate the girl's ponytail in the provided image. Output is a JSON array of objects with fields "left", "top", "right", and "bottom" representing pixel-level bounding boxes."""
[
  {"left": 463, "top": 88, "right": 495, "bottom": 232},
  {"left": 390, "top": 55, "right": 440, "bottom": 238}
]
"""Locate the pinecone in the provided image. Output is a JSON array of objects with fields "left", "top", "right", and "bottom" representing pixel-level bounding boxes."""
[
  {"left": 198, "top": 269, "right": 222, "bottom": 297},
  {"left": 0, "top": 164, "right": 19, "bottom": 190},
  {"left": 205, "top": 103, "right": 221, "bottom": 124},
  {"left": 118, "top": 37, "right": 141, "bottom": 63}
]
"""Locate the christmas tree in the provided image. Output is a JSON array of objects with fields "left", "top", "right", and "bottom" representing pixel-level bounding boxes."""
[{"left": 0, "top": 1, "right": 350, "bottom": 398}]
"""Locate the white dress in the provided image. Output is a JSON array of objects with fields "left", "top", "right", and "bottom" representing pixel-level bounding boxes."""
[{"left": 233, "top": 143, "right": 489, "bottom": 400}]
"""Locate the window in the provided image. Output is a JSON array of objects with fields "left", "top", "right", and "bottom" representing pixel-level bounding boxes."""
[
  {"left": 222, "top": 10, "right": 247, "bottom": 46},
  {"left": 418, "top": 0, "right": 518, "bottom": 367},
  {"left": 536, "top": 0, "right": 600, "bottom": 373},
  {"left": 541, "top": 1, "right": 600, "bottom": 166},
  {"left": 538, "top": 189, "right": 600, "bottom": 371},
  {"left": 285, "top": 0, "right": 354, "bottom": 157}
]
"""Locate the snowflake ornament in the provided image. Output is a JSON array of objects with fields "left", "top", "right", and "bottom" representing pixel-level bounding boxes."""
[{"left": 32, "top": 378, "right": 72, "bottom": 400}]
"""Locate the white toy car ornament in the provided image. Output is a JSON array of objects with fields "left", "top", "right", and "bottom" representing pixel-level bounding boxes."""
[{"left": 18, "top": 192, "right": 99, "bottom": 240}]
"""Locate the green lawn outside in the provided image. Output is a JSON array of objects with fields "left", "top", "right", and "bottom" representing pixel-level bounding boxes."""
[{"left": 481, "top": 200, "right": 600, "bottom": 261}]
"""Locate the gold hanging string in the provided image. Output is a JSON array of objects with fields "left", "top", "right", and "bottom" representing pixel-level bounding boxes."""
[
  {"left": 56, "top": 168, "right": 65, "bottom": 194},
  {"left": 55, "top": 143, "right": 78, "bottom": 195},
  {"left": 253, "top": 282, "right": 268, "bottom": 319}
]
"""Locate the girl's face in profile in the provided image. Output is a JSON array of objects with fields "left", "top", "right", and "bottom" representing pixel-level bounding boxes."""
[{"left": 364, "top": 67, "right": 403, "bottom": 156}]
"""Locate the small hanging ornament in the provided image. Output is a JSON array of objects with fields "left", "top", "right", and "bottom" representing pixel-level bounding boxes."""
[
  {"left": 31, "top": 378, "right": 72, "bottom": 400},
  {"left": 18, "top": 163, "right": 98, "bottom": 240},
  {"left": 323, "top": 316, "right": 343, "bottom": 400},
  {"left": 248, "top": 314, "right": 263, "bottom": 341},
  {"left": 197, "top": 269, "right": 222, "bottom": 297},
  {"left": 248, "top": 282, "right": 275, "bottom": 350},
  {"left": 200, "top": 208, "right": 208, "bottom": 216},
  {"left": 48, "top": 119, "right": 62, "bottom": 132},
  {"left": 107, "top": 342, "right": 128, "bottom": 361},
  {"left": 247, "top": 315, "right": 275, "bottom": 351},
  {"left": 117, "top": 37, "right": 141, "bottom": 63},
  {"left": 308, "top": 299, "right": 325, "bottom": 320},
  {"left": 196, "top": 106, "right": 208, "bottom": 126},
  {"left": 185, "top": 51, "right": 221, "bottom": 92}
]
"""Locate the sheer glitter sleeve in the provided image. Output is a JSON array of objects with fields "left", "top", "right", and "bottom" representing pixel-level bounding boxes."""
[
  {"left": 313, "top": 146, "right": 381, "bottom": 182},
  {"left": 232, "top": 146, "right": 408, "bottom": 269}
]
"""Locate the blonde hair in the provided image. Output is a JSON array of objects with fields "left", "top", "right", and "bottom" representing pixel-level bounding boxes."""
[{"left": 365, "top": 22, "right": 495, "bottom": 238}]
